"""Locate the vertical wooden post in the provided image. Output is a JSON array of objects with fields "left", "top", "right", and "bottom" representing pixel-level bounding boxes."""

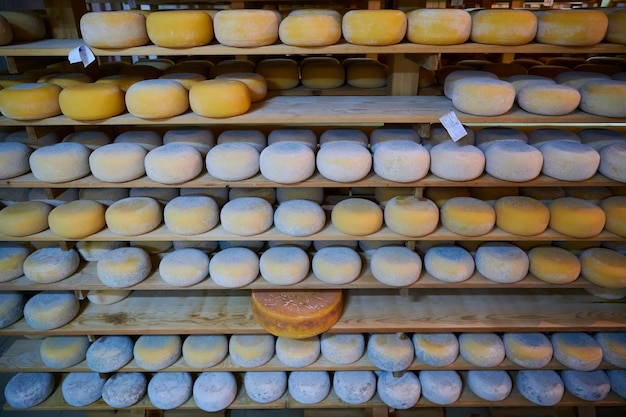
[
  {"left": 387, "top": 54, "right": 420, "bottom": 96},
  {"left": 43, "top": 0, "right": 87, "bottom": 39}
]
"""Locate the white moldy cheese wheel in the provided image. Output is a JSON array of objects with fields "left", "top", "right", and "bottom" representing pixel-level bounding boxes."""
[
  {"left": 580, "top": 248, "right": 626, "bottom": 288},
  {"left": 578, "top": 128, "right": 626, "bottom": 151},
  {"left": 102, "top": 372, "right": 147, "bottom": 408},
  {"left": 424, "top": 245, "right": 474, "bottom": 283},
  {"left": 229, "top": 334, "right": 275, "bottom": 367},
  {"left": 89, "top": 143, "right": 147, "bottom": 183},
  {"left": 429, "top": 142, "right": 485, "bottom": 181},
  {"left": 0, "top": 11, "right": 45, "bottom": 42},
  {"left": 470, "top": 9, "right": 537, "bottom": 46},
  {"left": 312, "top": 246, "right": 362, "bottom": 285},
  {"left": 528, "top": 128, "right": 580, "bottom": 148},
  {"left": 494, "top": 196, "right": 550, "bottom": 236},
  {"left": 105, "top": 197, "right": 162, "bottom": 236},
  {"left": 216, "top": 72, "right": 267, "bottom": 102},
  {"left": 274, "top": 199, "right": 325, "bottom": 237},
  {"left": 413, "top": 333, "right": 459, "bottom": 367},
  {"left": 346, "top": 59, "right": 388, "bottom": 88},
  {"left": 451, "top": 78, "right": 515, "bottom": 116},
  {"left": 97, "top": 247, "right": 151, "bottom": 288},
  {"left": 600, "top": 142, "right": 626, "bottom": 182},
  {"left": 535, "top": 10, "right": 608, "bottom": 46},
  {"left": 384, "top": 196, "right": 438, "bottom": 237},
  {"left": 288, "top": 371, "right": 330, "bottom": 404},
  {"left": 80, "top": 11, "right": 148, "bottom": 48},
  {"left": 86, "top": 335, "right": 134, "bottom": 372},
  {"left": 320, "top": 128, "right": 368, "bottom": 147},
  {"left": 260, "top": 246, "right": 309, "bottom": 285},
  {"left": 475, "top": 242, "right": 529, "bottom": 284},
  {"left": 164, "top": 195, "right": 219, "bottom": 236},
  {"left": 540, "top": 141, "right": 600, "bottom": 181},
  {"left": 23, "top": 291, "right": 79, "bottom": 331},
  {"left": 134, "top": 334, "right": 182, "bottom": 371},
  {"left": 331, "top": 198, "right": 383, "bottom": 236},
  {"left": 260, "top": 142, "right": 316, "bottom": 184},
  {"left": 147, "top": 10, "right": 213, "bottom": 48},
  {"left": 0, "top": 201, "right": 52, "bottom": 237},
  {"left": 29, "top": 142, "right": 90, "bottom": 183},
  {"left": 148, "top": 371, "right": 192, "bottom": 410},
  {"left": 276, "top": 336, "right": 320, "bottom": 368},
  {"left": 190, "top": 79, "right": 251, "bottom": 118},
  {"left": 145, "top": 143, "right": 203, "bottom": 184},
  {"left": 369, "top": 127, "right": 420, "bottom": 152},
  {"left": 459, "top": 333, "right": 505, "bottom": 367},
  {"left": 606, "top": 9, "right": 626, "bottom": 44},
  {"left": 467, "top": 370, "right": 512, "bottom": 402},
  {"left": 441, "top": 197, "right": 495, "bottom": 237},
  {"left": 279, "top": 9, "right": 341, "bottom": 47},
  {"left": 23, "top": 247, "right": 79, "bottom": 284},
  {"left": 528, "top": 246, "right": 581, "bottom": 285},
  {"left": 220, "top": 197, "right": 273, "bottom": 236},
  {"left": 517, "top": 370, "right": 564, "bottom": 406},
  {"left": 475, "top": 127, "right": 527, "bottom": 152},
  {"left": 443, "top": 70, "right": 498, "bottom": 100},
  {"left": 39, "top": 336, "right": 89, "bottom": 369},
  {"left": 59, "top": 84, "right": 125, "bottom": 121},
  {"left": 367, "top": 333, "right": 414, "bottom": 372},
  {"left": 4, "top": 373, "right": 54, "bottom": 409},
  {"left": 229, "top": 188, "right": 275, "bottom": 204},
  {"left": 485, "top": 142, "right": 543, "bottom": 182},
  {"left": 0, "top": 246, "right": 30, "bottom": 283},
  {"left": 549, "top": 197, "right": 605, "bottom": 238},
  {"left": 256, "top": 58, "right": 299, "bottom": 90},
  {"left": 378, "top": 371, "right": 421, "bottom": 410},
  {"left": 552, "top": 332, "right": 603, "bottom": 371},
  {"left": 595, "top": 332, "right": 626, "bottom": 368},
  {"left": 316, "top": 141, "right": 372, "bottom": 182},
  {"left": 406, "top": 9, "right": 470, "bottom": 45},
  {"left": 0, "top": 142, "right": 30, "bottom": 180},
  {"left": 518, "top": 84, "right": 580, "bottom": 116},
  {"left": 48, "top": 200, "right": 106, "bottom": 239},
  {"left": 0, "top": 83, "right": 61, "bottom": 120},
  {"left": 419, "top": 371, "right": 462, "bottom": 405},
  {"left": 162, "top": 128, "right": 214, "bottom": 155},
  {"left": 214, "top": 9, "right": 280, "bottom": 47},
  {"left": 320, "top": 333, "right": 364, "bottom": 365},
  {"left": 182, "top": 334, "right": 228, "bottom": 368},
  {"left": 373, "top": 140, "right": 430, "bottom": 182},
  {"left": 218, "top": 129, "right": 266, "bottom": 151},
  {"left": 579, "top": 80, "right": 626, "bottom": 118},
  {"left": 62, "top": 372, "right": 103, "bottom": 407},
  {"left": 126, "top": 79, "right": 189, "bottom": 119},
  {"left": 209, "top": 247, "right": 259, "bottom": 288},
  {"left": 301, "top": 60, "right": 345, "bottom": 89},
  {"left": 370, "top": 246, "right": 422, "bottom": 287},
  {"left": 159, "top": 249, "right": 209, "bottom": 287},
  {"left": 342, "top": 10, "right": 407, "bottom": 46},
  {"left": 244, "top": 371, "right": 287, "bottom": 404},
  {"left": 0, "top": 292, "right": 24, "bottom": 328},
  {"left": 115, "top": 130, "right": 162, "bottom": 151},
  {"left": 562, "top": 369, "right": 611, "bottom": 402},
  {"left": 268, "top": 129, "right": 317, "bottom": 150},
  {"left": 333, "top": 371, "right": 376, "bottom": 405},
  {"left": 601, "top": 196, "right": 626, "bottom": 237},
  {"left": 194, "top": 372, "right": 237, "bottom": 412},
  {"left": 503, "top": 333, "right": 553, "bottom": 369},
  {"left": 87, "top": 289, "right": 131, "bottom": 305},
  {"left": 206, "top": 143, "right": 259, "bottom": 181}
]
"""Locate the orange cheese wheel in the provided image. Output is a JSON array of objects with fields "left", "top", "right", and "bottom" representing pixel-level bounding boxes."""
[
  {"left": 406, "top": 9, "right": 470, "bottom": 46},
  {"left": 470, "top": 9, "right": 537, "bottom": 46},
  {"left": 535, "top": 10, "right": 608, "bottom": 47},
  {"left": 189, "top": 79, "right": 251, "bottom": 118},
  {"left": 59, "top": 84, "right": 125, "bottom": 121},
  {"left": 146, "top": 10, "right": 213, "bottom": 48},
  {"left": 342, "top": 10, "right": 407, "bottom": 46},
  {"left": 606, "top": 10, "right": 626, "bottom": 44},
  {"left": 125, "top": 79, "right": 189, "bottom": 119},
  {"left": 215, "top": 72, "right": 267, "bottom": 102},
  {"left": 0, "top": 83, "right": 61, "bottom": 120},
  {"left": 80, "top": 11, "right": 149, "bottom": 49},
  {"left": 279, "top": 9, "right": 341, "bottom": 47},
  {"left": 214, "top": 9, "right": 280, "bottom": 47},
  {"left": 251, "top": 290, "right": 343, "bottom": 339}
]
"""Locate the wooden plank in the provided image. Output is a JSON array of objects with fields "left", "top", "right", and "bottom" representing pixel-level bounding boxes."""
[
  {"left": 387, "top": 53, "right": 420, "bottom": 96},
  {"left": 43, "top": 0, "right": 87, "bottom": 39},
  {"left": 0, "top": 289, "right": 624, "bottom": 336}
]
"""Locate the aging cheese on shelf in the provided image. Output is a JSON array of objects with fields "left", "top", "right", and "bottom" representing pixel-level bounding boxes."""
[
  {"left": 105, "top": 197, "right": 162, "bottom": 236},
  {"left": 579, "top": 80, "right": 626, "bottom": 118},
  {"left": 159, "top": 249, "right": 209, "bottom": 287},
  {"left": 0, "top": 11, "right": 45, "bottom": 41},
  {"left": 229, "top": 334, "right": 275, "bottom": 367},
  {"left": 23, "top": 247, "right": 80, "bottom": 283},
  {"left": 503, "top": 332, "right": 553, "bottom": 369},
  {"left": 80, "top": 11, "right": 149, "bottom": 48},
  {"left": 470, "top": 9, "right": 537, "bottom": 46},
  {"left": 244, "top": 371, "right": 287, "bottom": 404},
  {"left": 134, "top": 334, "right": 182, "bottom": 371},
  {"left": 331, "top": 198, "right": 383, "bottom": 236},
  {"left": 102, "top": 373, "right": 147, "bottom": 408},
  {"left": 451, "top": 78, "right": 516, "bottom": 116},
  {"left": 562, "top": 369, "right": 611, "bottom": 402},
  {"left": 424, "top": 245, "right": 474, "bottom": 283},
  {"left": 59, "top": 84, "right": 125, "bottom": 121},
  {"left": 255, "top": 58, "right": 299, "bottom": 90},
  {"left": 346, "top": 59, "right": 388, "bottom": 88},
  {"left": 317, "top": 141, "right": 372, "bottom": 183},
  {"left": 377, "top": 371, "right": 421, "bottom": 410},
  {"left": 373, "top": 140, "right": 430, "bottom": 183},
  {"left": 475, "top": 243, "right": 529, "bottom": 284},
  {"left": 0, "top": 246, "right": 30, "bottom": 283},
  {"left": 23, "top": 291, "right": 79, "bottom": 331},
  {"left": 485, "top": 141, "right": 543, "bottom": 182},
  {"left": 429, "top": 142, "right": 485, "bottom": 181},
  {"left": 48, "top": 200, "right": 106, "bottom": 239},
  {"left": 459, "top": 333, "right": 505, "bottom": 367},
  {"left": 146, "top": 10, "right": 213, "bottom": 48},
  {"left": 164, "top": 195, "right": 219, "bottom": 236},
  {"left": 419, "top": 371, "right": 462, "bottom": 405},
  {"left": 0, "top": 142, "right": 31, "bottom": 180},
  {"left": 276, "top": 336, "right": 320, "bottom": 368},
  {"left": 517, "top": 370, "right": 564, "bottom": 406},
  {"left": 517, "top": 84, "right": 580, "bottom": 116},
  {"left": 97, "top": 247, "right": 151, "bottom": 288},
  {"left": 333, "top": 370, "right": 376, "bottom": 405},
  {"left": 528, "top": 246, "right": 581, "bottom": 285},
  {"left": 601, "top": 196, "right": 626, "bottom": 237},
  {"left": 441, "top": 197, "right": 495, "bottom": 237},
  {"left": 29, "top": 142, "right": 91, "bottom": 183},
  {"left": 260, "top": 246, "right": 310, "bottom": 286},
  {"left": 406, "top": 9, "right": 470, "bottom": 45},
  {"left": 251, "top": 289, "right": 343, "bottom": 338},
  {"left": 189, "top": 79, "right": 251, "bottom": 118},
  {"left": 86, "top": 335, "right": 134, "bottom": 373},
  {"left": 370, "top": 246, "right": 422, "bottom": 287},
  {"left": 0, "top": 83, "right": 61, "bottom": 120},
  {"left": 279, "top": 9, "right": 341, "bottom": 47},
  {"left": 412, "top": 333, "right": 459, "bottom": 367},
  {"left": 367, "top": 333, "right": 414, "bottom": 372},
  {"left": 301, "top": 60, "right": 345, "bottom": 89},
  {"left": 63, "top": 130, "right": 111, "bottom": 150},
  {"left": 0, "top": 292, "right": 24, "bottom": 329},
  {"left": 606, "top": 9, "right": 626, "bottom": 44},
  {"left": 194, "top": 372, "right": 237, "bottom": 412},
  {"left": 551, "top": 332, "right": 603, "bottom": 371},
  {"left": 126, "top": 79, "right": 189, "bottom": 119},
  {"left": 89, "top": 142, "right": 147, "bottom": 183},
  {"left": 86, "top": 289, "right": 131, "bottom": 305},
  {"left": 220, "top": 197, "right": 273, "bottom": 236},
  {"left": 443, "top": 70, "right": 498, "bottom": 99},
  {"left": 0, "top": 201, "right": 52, "bottom": 237},
  {"left": 206, "top": 143, "right": 259, "bottom": 181},
  {"left": 540, "top": 141, "right": 600, "bottom": 181},
  {"left": 215, "top": 72, "right": 267, "bottom": 102},
  {"left": 580, "top": 248, "right": 626, "bottom": 289},
  {"left": 595, "top": 332, "right": 626, "bottom": 368},
  {"left": 288, "top": 371, "right": 330, "bottom": 404},
  {"left": 213, "top": 9, "right": 280, "bottom": 47},
  {"left": 535, "top": 10, "right": 608, "bottom": 46},
  {"left": 39, "top": 336, "right": 89, "bottom": 369},
  {"left": 342, "top": 10, "right": 407, "bottom": 46},
  {"left": 209, "top": 247, "right": 259, "bottom": 288},
  {"left": 320, "top": 333, "right": 365, "bottom": 365},
  {"left": 467, "top": 370, "right": 512, "bottom": 402},
  {"left": 4, "top": 373, "right": 54, "bottom": 409},
  {"left": 182, "top": 334, "right": 228, "bottom": 368},
  {"left": 259, "top": 142, "right": 316, "bottom": 184},
  {"left": 148, "top": 371, "right": 192, "bottom": 410},
  {"left": 145, "top": 143, "right": 203, "bottom": 184},
  {"left": 549, "top": 197, "right": 606, "bottom": 239},
  {"left": 40, "top": 72, "right": 93, "bottom": 89},
  {"left": 312, "top": 247, "right": 362, "bottom": 285},
  {"left": 494, "top": 196, "right": 549, "bottom": 236},
  {"left": 274, "top": 199, "right": 325, "bottom": 237},
  {"left": 62, "top": 372, "right": 105, "bottom": 407},
  {"left": 384, "top": 196, "right": 438, "bottom": 237}
]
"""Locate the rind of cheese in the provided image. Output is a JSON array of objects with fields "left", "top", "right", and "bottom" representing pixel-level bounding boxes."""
[
  {"left": 215, "top": 72, "right": 267, "bottom": 102},
  {"left": 255, "top": 58, "right": 299, "bottom": 90},
  {"left": 535, "top": 10, "right": 608, "bottom": 46},
  {"left": 384, "top": 196, "right": 438, "bottom": 237},
  {"left": 580, "top": 247, "right": 626, "bottom": 289},
  {"left": 96, "top": 246, "right": 151, "bottom": 288},
  {"left": 342, "top": 10, "right": 407, "bottom": 46},
  {"left": 494, "top": 196, "right": 549, "bottom": 236},
  {"left": 606, "top": 9, "right": 626, "bottom": 44},
  {"left": 213, "top": 9, "right": 280, "bottom": 47},
  {"left": 164, "top": 195, "right": 219, "bottom": 236},
  {"left": 260, "top": 142, "right": 316, "bottom": 184},
  {"left": 279, "top": 9, "right": 341, "bottom": 47},
  {"left": 89, "top": 143, "right": 147, "bottom": 183},
  {"left": 407, "top": 9, "right": 470, "bottom": 45},
  {"left": 367, "top": 333, "right": 414, "bottom": 372},
  {"left": 244, "top": 371, "right": 287, "bottom": 404},
  {"left": 59, "top": 83, "right": 125, "bottom": 121},
  {"left": 600, "top": 196, "right": 626, "bottom": 237},
  {"left": 518, "top": 84, "right": 580, "bottom": 116},
  {"left": 441, "top": 197, "right": 495, "bottom": 237},
  {"left": 579, "top": 80, "right": 626, "bottom": 118},
  {"left": 549, "top": 197, "right": 606, "bottom": 239},
  {"left": 451, "top": 78, "right": 515, "bottom": 116},
  {"left": 146, "top": 10, "right": 213, "bottom": 48},
  {"left": 413, "top": 333, "right": 459, "bottom": 367},
  {"left": 485, "top": 141, "right": 542, "bottom": 183},
  {"left": 503, "top": 332, "right": 553, "bottom": 369},
  {"left": 48, "top": 200, "right": 106, "bottom": 239},
  {"left": 471, "top": 9, "right": 537, "bottom": 46},
  {"left": 80, "top": 11, "right": 148, "bottom": 48},
  {"left": 40, "top": 336, "right": 89, "bottom": 369},
  {"left": 373, "top": 140, "right": 430, "bottom": 183},
  {"left": 133, "top": 334, "right": 182, "bottom": 371},
  {"left": 189, "top": 79, "right": 251, "bottom": 118},
  {"left": 528, "top": 246, "right": 581, "bottom": 284},
  {"left": 301, "top": 61, "right": 345, "bottom": 89},
  {"left": 0, "top": 142, "right": 31, "bottom": 180},
  {"left": 331, "top": 198, "right": 383, "bottom": 236},
  {"left": 105, "top": 197, "right": 162, "bottom": 236},
  {"left": 0, "top": 11, "right": 45, "bottom": 41},
  {"left": 551, "top": 332, "right": 603, "bottom": 371},
  {"left": 0, "top": 201, "right": 52, "bottom": 237},
  {"left": 0, "top": 292, "right": 24, "bottom": 328},
  {"left": 459, "top": 333, "right": 505, "bottom": 367},
  {"left": 23, "top": 291, "right": 79, "bottom": 331},
  {"left": 4, "top": 373, "right": 54, "bottom": 409},
  {"left": 0, "top": 246, "right": 30, "bottom": 282},
  {"left": 229, "top": 334, "right": 274, "bottom": 367},
  {"left": 23, "top": 247, "right": 79, "bottom": 283},
  {"left": 0, "top": 83, "right": 61, "bottom": 120}
]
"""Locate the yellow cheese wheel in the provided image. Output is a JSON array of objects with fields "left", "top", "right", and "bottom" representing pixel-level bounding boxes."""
[
  {"left": 96, "top": 74, "right": 145, "bottom": 92},
  {"left": 256, "top": 58, "right": 300, "bottom": 90},
  {"left": 451, "top": 78, "right": 515, "bottom": 116},
  {"left": 39, "top": 72, "right": 93, "bottom": 89},
  {"left": 535, "top": 10, "right": 608, "bottom": 46},
  {"left": 134, "top": 335, "right": 181, "bottom": 371},
  {"left": 105, "top": 197, "right": 162, "bottom": 236},
  {"left": 384, "top": 196, "right": 438, "bottom": 237},
  {"left": 80, "top": 11, "right": 148, "bottom": 48},
  {"left": 146, "top": 10, "right": 213, "bottom": 48},
  {"left": 441, "top": 197, "right": 496, "bottom": 237},
  {"left": 494, "top": 196, "right": 549, "bottom": 236},
  {"left": 209, "top": 59, "right": 256, "bottom": 78},
  {"left": 579, "top": 80, "right": 626, "bottom": 118},
  {"left": 165, "top": 60, "right": 213, "bottom": 77},
  {"left": 444, "top": 70, "right": 498, "bottom": 99},
  {"left": 471, "top": 10, "right": 537, "bottom": 46},
  {"left": 189, "top": 79, "right": 251, "bottom": 118},
  {"left": 580, "top": 248, "right": 626, "bottom": 289},
  {"left": 121, "top": 64, "right": 163, "bottom": 79},
  {"left": 279, "top": 9, "right": 341, "bottom": 47},
  {"left": 342, "top": 10, "right": 407, "bottom": 46},
  {"left": 40, "top": 336, "right": 89, "bottom": 369},
  {"left": 549, "top": 197, "right": 606, "bottom": 238},
  {"left": 48, "top": 200, "right": 106, "bottom": 239},
  {"left": 215, "top": 72, "right": 267, "bottom": 102},
  {"left": 0, "top": 11, "right": 45, "bottom": 41},
  {"left": 159, "top": 72, "right": 206, "bottom": 90},
  {"left": 331, "top": 198, "right": 383, "bottom": 236},
  {"left": 346, "top": 60, "right": 387, "bottom": 88},
  {"left": 606, "top": 10, "right": 626, "bottom": 44},
  {"left": 59, "top": 83, "right": 125, "bottom": 121},
  {"left": 517, "top": 84, "right": 580, "bottom": 116},
  {"left": 0, "top": 246, "right": 30, "bottom": 283},
  {"left": 0, "top": 73, "right": 38, "bottom": 88},
  {"left": 0, "top": 83, "right": 61, "bottom": 120},
  {"left": 0, "top": 201, "right": 51, "bottom": 237},
  {"left": 125, "top": 79, "right": 189, "bottom": 119},
  {"left": 424, "top": 187, "right": 471, "bottom": 208},
  {"left": 600, "top": 196, "right": 626, "bottom": 237},
  {"left": 406, "top": 9, "right": 470, "bottom": 45},
  {"left": 97, "top": 247, "right": 151, "bottom": 288},
  {"left": 301, "top": 61, "right": 345, "bottom": 89},
  {"left": 251, "top": 289, "right": 343, "bottom": 338},
  {"left": 528, "top": 246, "right": 581, "bottom": 285},
  {"left": 214, "top": 9, "right": 280, "bottom": 47}
]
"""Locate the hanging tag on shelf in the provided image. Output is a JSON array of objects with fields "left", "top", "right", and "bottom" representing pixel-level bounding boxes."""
[
  {"left": 439, "top": 111, "right": 467, "bottom": 142},
  {"left": 68, "top": 44, "right": 96, "bottom": 67}
]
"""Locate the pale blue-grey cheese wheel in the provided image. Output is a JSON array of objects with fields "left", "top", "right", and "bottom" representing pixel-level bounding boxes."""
[
  {"left": 275, "top": 336, "right": 320, "bottom": 368},
  {"left": 608, "top": 370, "right": 626, "bottom": 398},
  {"left": 562, "top": 369, "right": 611, "bottom": 401},
  {"left": 551, "top": 332, "right": 603, "bottom": 371},
  {"left": 193, "top": 372, "right": 237, "bottom": 412},
  {"left": 0, "top": 291, "right": 24, "bottom": 328},
  {"left": 503, "top": 333, "right": 553, "bottom": 369},
  {"left": 97, "top": 247, "right": 151, "bottom": 288},
  {"left": 182, "top": 334, "right": 228, "bottom": 368},
  {"left": 419, "top": 370, "right": 462, "bottom": 405},
  {"left": 144, "top": 143, "right": 203, "bottom": 184},
  {"left": 134, "top": 335, "right": 182, "bottom": 371},
  {"left": 320, "top": 332, "right": 365, "bottom": 365},
  {"left": 62, "top": 372, "right": 105, "bottom": 406},
  {"left": 40, "top": 336, "right": 89, "bottom": 369},
  {"left": 424, "top": 246, "right": 474, "bottom": 283},
  {"left": 516, "top": 370, "right": 564, "bottom": 406},
  {"left": 86, "top": 335, "right": 134, "bottom": 373},
  {"left": 0, "top": 246, "right": 30, "bottom": 282},
  {"left": 209, "top": 247, "right": 259, "bottom": 288},
  {"left": 466, "top": 370, "right": 512, "bottom": 401},
  {"left": 273, "top": 199, "right": 325, "bottom": 237},
  {"left": 23, "top": 291, "right": 79, "bottom": 331},
  {"left": 229, "top": 334, "right": 274, "bottom": 367},
  {"left": 4, "top": 372, "right": 54, "bottom": 409},
  {"left": 475, "top": 243, "right": 529, "bottom": 284},
  {"left": 373, "top": 140, "right": 430, "bottom": 182},
  {"left": 220, "top": 196, "right": 273, "bottom": 236},
  {"left": 312, "top": 246, "right": 362, "bottom": 285},
  {"left": 244, "top": 371, "right": 287, "bottom": 403},
  {"left": 102, "top": 372, "right": 147, "bottom": 408},
  {"left": 459, "top": 333, "right": 505, "bottom": 367},
  {"left": 367, "top": 333, "right": 414, "bottom": 372},
  {"left": 148, "top": 372, "right": 192, "bottom": 410},
  {"left": 260, "top": 141, "right": 316, "bottom": 184},
  {"left": 288, "top": 371, "right": 330, "bottom": 404},
  {"left": 377, "top": 371, "right": 421, "bottom": 409},
  {"left": 23, "top": 247, "right": 80, "bottom": 283},
  {"left": 159, "top": 248, "right": 209, "bottom": 287},
  {"left": 333, "top": 370, "right": 376, "bottom": 404},
  {"left": 259, "top": 246, "right": 310, "bottom": 285},
  {"left": 0, "top": 141, "right": 31, "bottom": 179},
  {"left": 370, "top": 246, "right": 422, "bottom": 287},
  {"left": 541, "top": 141, "right": 600, "bottom": 181},
  {"left": 595, "top": 332, "right": 626, "bottom": 368},
  {"left": 206, "top": 142, "right": 260, "bottom": 181},
  {"left": 485, "top": 141, "right": 543, "bottom": 182},
  {"left": 413, "top": 333, "right": 459, "bottom": 367}
]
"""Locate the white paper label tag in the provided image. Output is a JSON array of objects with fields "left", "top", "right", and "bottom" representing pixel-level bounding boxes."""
[
  {"left": 451, "top": 0, "right": 464, "bottom": 5},
  {"left": 68, "top": 44, "right": 96, "bottom": 67},
  {"left": 439, "top": 111, "right": 467, "bottom": 142}
]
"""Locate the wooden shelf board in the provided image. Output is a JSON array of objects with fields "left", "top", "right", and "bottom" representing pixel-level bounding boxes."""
[
  {"left": 0, "top": 97, "right": 624, "bottom": 127},
  {"left": 0, "top": 290, "right": 624, "bottom": 336},
  {"left": 0, "top": 171, "right": 621, "bottom": 189},
  {"left": 0, "top": 338, "right": 620, "bottom": 373}
]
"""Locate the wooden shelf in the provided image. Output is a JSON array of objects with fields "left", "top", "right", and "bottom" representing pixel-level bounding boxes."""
[
  {"left": 0, "top": 97, "right": 625, "bottom": 127},
  {"left": 0, "top": 171, "right": 622, "bottom": 189},
  {"left": 0, "top": 338, "right": 620, "bottom": 373},
  {"left": 0, "top": 289, "right": 624, "bottom": 336}
]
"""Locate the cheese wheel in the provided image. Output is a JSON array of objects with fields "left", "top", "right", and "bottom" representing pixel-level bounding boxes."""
[
  {"left": 161, "top": 128, "right": 214, "bottom": 156},
  {"left": 528, "top": 128, "right": 580, "bottom": 148},
  {"left": 214, "top": 9, "right": 279, "bottom": 47},
  {"left": 367, "top": 333, "right": 414, "bottom": 372},
  {"left": 484, "top": 142, "right": 543, "bottom": 183},
  {"left": 268, "top": 129, "right": 317, "bottom": 151},
  {"left": 220, "top": 197, "right": 273, "bottom": 236},
  {"left": 209, "top": 247, "right": 259, "bottom": 288},
  {"left": 251, "top": 289, "right": 343, "bottom": 339},
  {"left": 320, "top": 128, "right": 368, "bottom": 147},
  {"left": 255, "top": 58, "right": 299, "bottom": 90},
  {"left": 377, "top": 371, "right": 421, "bottom": 410},
  {"left": 370, "top": 127, "right": 419, "bottom": 151},
  {"left": 518, "top": 84, "right": 580, "bottom": 116},
  {"left": 86, "top": 335, "right": 134, "bottom": 372},
  {"left": 80, "top": 11, "right": 148, "bottom": 48},
  {"left": 194, "top": 372, "right": 237, "bottom": 412},
  {"left": 163, "top": 195, "right": 218, "bottom": 236},
  {"left": 206, "top": 143, "right": 259, "bottom": 181},
  {"left": 413, "top": 333, "right": 459, "bottom": 367},
  {"left": 600, "top": 142, "right": 626, "bottom": 182},
  {"left": 517, "top": 370, "right": 564, "bottom": 406},
  {"left": 4, "top": 373, "right": 54, "bottom": 409},
  {"left": 424, "top": 246, "right": 474, "bottom": 283},
  {"left": 552, "top": 332, "right": 603, "bottom": 371},
  {"left": 471, "top": 9, "right": 537, "bottom": 46},
  {"left": 459, "top": 333, "right": 505, "bottom": 367},
  {"left": 63, "top": 130, "right": 112, "bottom": 150},
  {"left": 40, "top": 336, "right": 89, "bottom": 369},
  {"left": 333, "top": 371, "right": 376, "bottom": 405},
  {"left": 601, "top": 196, "right": 626, "bottom": 237},
  {"left": 273, "top": 199, "right": 325, "bottom": 237},
  {"left": 276, "top": 336, "right": 320, "bottom": 368},
  {"left": 502, "top": 333, "right": 553, "bottom": 369},
  {"left": 0, "top": 83, "right": 61, "bottom": 120},
  {"left": 346, "top": 59, "right": 388, "bottom": 88},
  {"left": 320, "top": 333, "right": 364, "bottom": 365},
  {"left": 494, "top": 196, "right": 549, "bottom": 236},
  {"left": 555, "top": 71, "right": 610, "bottom": 89},
  {"left": 146, "top": 10, "right": 212, "bottom": 48},
  {"left": 105, "top": 197, "right": 162, "bottom": 236},
  {"left": 244, "top": 371, "right": 287, "bottom": 404},
  {"left": 375, "top": 187, "right": 414, "bottom": 206},
  {"left": 507, "top": 74, "right": 556, "bottom": 93},
  {"left": 145, "top": 143, "right": 203, "bottom": 184},
  {"left": 609, "top": 369, "right": 626, "bottom": 398},
  {"left": 424, "top": 188, "right": 471, "bottom": 208},
  {"left": 475, "top": 242, "right": 529, "bottom": 284},
  {"left": 312, "top": 247, "right": 361, "bottom": 285},
  {"left": 97, "top": 247, "right": 151, "bottom": 288},
  {"left": 441, "top": 197, "right": 495, "bottom": 237},
  {"left": 62, "top": 372, "right": 105, "bottom": 407},
  {"left": 159, "top": 249, "right": 209, "bottom": 287},
  {"left": 483, "top": 62, "right": 528, "bottom": 79},
  {"left": 89, "top": 143, "right": 146, "bottom": 183},
  {"left": 96, "top": 74, "right": 145, "bottom": 92},
  {"left": 210, "top": 59, "right": 256, "bottom": 78},
  {"left": 115, "top": 130, "right": 162, "bottom": 150},
  {"left": 429, "top": 142, "right": 485, "bottom": 181},
  {"left": 0, "top": 11, "right": 44, "bottom": 41},
  {"left": 384, "top": 196, "right": 438, "bottom": 237},
  {"left": 130, "top": 241, "right": 172, "bottom": 255},
  {"left": 279, "top": 9, "right": 341, "bottom": 47},
  {"left": 549, "top": 197, "right": 605, "bottom": 238},
  {"left": 48, "top": 200, "right": 105, "bottom": 239},
  {"left": 87, "top": 289, "right": 131, "bottom": 305},
  {"left": 467, "top": 370, "right": 512, "bottom": 402},
  {"left": 0, "top": 292, "right": 24, "bottom": 328},
  {"left": 260, "top": 142, "right": 316, "bottom": 184},
  {"left": 29, "top": 142, "right": 91, "bottom": 183},
  {"left": 578, "top": 128, "right": 626, "bottom": 151},
  {"left": 580, "top": 248, "right": 626, "bottom": 289},
  {"left": 288, "top": 371, "right": 330, "bottom": 404},
  {"left": 451, "top": 78, "right": 515, "bottom": 116},
  {"left": 316, "top": 141, "right": 372, "bottom": 183},
  {"left": 125, "top": 79, "right": 188, "bottom": 119},
  {"left": 443, "top": 70, "right": 498, "bottom": 100},
  {"left": 595, "top": 332, "right": 626, "bottom": 368},
  {"left": 528, "top": 246, "right": 581, "bottom": 285},
  {"left": 331, "top": 198, "right": 383, "bottom": 236},
  {"left": 606, "top": 9, "right": 626, "bottom": 44},
  {"left": 370, "top": 246, "right": 422, "bottom": 287},
  {"left": 419, "top": 371, "right": 462, "bottom": 405},
  {"left": 215, "top": 72, "right": 267, "bottom": 102},
  {"left": 182, "top": 334, "right": 228, "bottom": 368},
  {"left": 23, "top": 247, "right": 79, "bottom": 283},
  {"left": 562, "top": 369, "right": 610, "bottom": 401},
  {"left": 406, "top": 9, "right": 470, "bottom": 45},
  {"left": 541, "top": 141, "right": 600, "bottom": 181},
  {"left": 76, "top": 241, "right": 126, "bottom": 262},
  {"left": 147, "top": 372, "right": 192, "bottom": 410},
  {"left": 159, "top": 72, "right": 206, "bottom": 90},
  {"left": 474, "top": 127, "right": 527, "bottom": 152},
  {"left": 23, "top": 291, "right": 79, "bottom": 331},
  {"left": 535, "top": 10, "right": 608, "bottom": 46},
  {"left": 134, "top": 334, "right": 181, "bottom": 371},
  {"left": 342, "top": 10, "right": 406, "bottom": 46},
  {"left": 579, "top": 80, "right": 626, "bottom": 118},
  {"left": 0, "top": 246, "right": 30, "bottom": 282},
  {"left": 102, "top": 373, "right": 147, "bottom": 408},
  {"left": 229, "top": 188, "right": 275, "bottom": 204},
  {"left": 0, "top": 201, "right": 52, "bottom": 237},
  {"left": 173, "top": 240, "right": 218, "bottom": 253},
  {"left": 260, "top": 246, "right": 309, "bottom": 286},
  {"left": 300, "top": 60, "right": 345, "bottom": 89},
  {"left": 373, "top": 141, "right": 430, "bottom": 183},
  {"left": 190, "top": 79, "right": 251, "bottom": 118},
  {"left": 58, "top": 83, "right": 125, "bottom": 121},
  {"left": 0, "top": 142, "right": 30, "bottom": 179},
  {"left": 229, "top": 334, "right": 274, "bottom": 367},
  {"left": 217, "top": 129, "right": 266, "bottom": 152}
]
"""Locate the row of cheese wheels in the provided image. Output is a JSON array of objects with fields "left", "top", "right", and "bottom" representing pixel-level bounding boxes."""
[
  {"left": 2, "top": 238, "right": 624, "bottom": 289},
  {"left": 79, "top": 8, "right": 626, "bottom": 49},
  {"left": 2, "top": 126, "right": 626, "bottom": 184}
]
